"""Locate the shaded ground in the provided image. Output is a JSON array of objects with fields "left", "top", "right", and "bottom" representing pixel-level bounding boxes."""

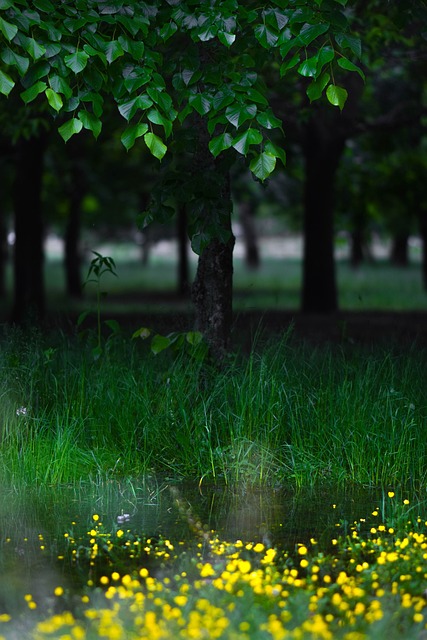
[{"left": 59, "top": 297, "right": 427, "bottom": 350}]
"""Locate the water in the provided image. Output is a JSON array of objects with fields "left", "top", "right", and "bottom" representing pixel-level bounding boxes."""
[{"left": 0, "top": 478, "right": 389, "bottom": 615}]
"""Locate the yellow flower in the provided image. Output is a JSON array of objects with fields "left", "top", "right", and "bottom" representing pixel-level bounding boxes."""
[
  {"left": 388, "top": 491, "right": 395, "bottom": 498},
  {"left": 54, "top": 586, "right": 64, "bottom": 597},
  {"left": 92, "top": 514, "right": 100, "bottom": 521},
  {"left": 297, "top": 545, "right": 308, "bottom": 556}
]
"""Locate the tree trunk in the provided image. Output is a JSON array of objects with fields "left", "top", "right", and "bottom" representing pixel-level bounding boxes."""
[
  {"left": 239, "top": 200, "right": 260, "bottom": 269},
  {"left": 64, "top": 138, "right": 86, "bottom": 298},
  {"left": 390, "top": 232, "right": 409, "bottom": 267},
  {"left": 177, "top": 203, "right": 190, "bottom": 296},
  {"left": 0, "top": 197, "right": 8, "bottom": 298},
  {"left": 302, "top": 113, "right": 345, "bottom": 314},
  {"left": 190, "top": 120, "right": 235, "bottom": 360},
  {"left": 12, "top": 134, "right": 46, "bottom": 324},
  {"left": 64, "top": 189, "right": 83, "bottom": 298},
  {"left": 419, "top": 211, "right": 427, "bottom": 290},
  {"left": 350, "top": 228, "right": 365, "bottom": 268}
]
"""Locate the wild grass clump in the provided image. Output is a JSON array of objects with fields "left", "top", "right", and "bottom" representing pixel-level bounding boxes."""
[
  {"left": 2, "top": 493, "right": 427, "bottom": 639},
  {"left": 0, "top": 325, "right": 426, "bottom": 489}
]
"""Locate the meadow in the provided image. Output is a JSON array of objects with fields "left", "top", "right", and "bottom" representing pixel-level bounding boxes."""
[
  {"left": 2, "top": 492, "right": 427, "bottom": 639},
  {"left": 0, "top": 241, "right": 427, "bottom": 638}
]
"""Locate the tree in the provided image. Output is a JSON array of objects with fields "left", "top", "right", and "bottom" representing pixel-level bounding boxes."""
[{"left": 0, "top": 0, "right": 364, "bottom": 355}]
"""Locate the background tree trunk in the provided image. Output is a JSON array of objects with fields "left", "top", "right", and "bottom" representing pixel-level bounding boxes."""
[
  {"left": 390, "top": 232, "right": 409, "bottom": 267},
  {"left": 239, "top": 200, "right": 260, "bottom": 269},
  {"left": 302, "top": 112, "right": 345, "bottom": 314},
  {"left": 64, "top": 138, "right": 85, "bottom": 298},
  {"left": 12, "top": 134, "right": 47, "bottom": 324},
  {"left": 177, "top": 203, "right": 190, "bottom": 296}
]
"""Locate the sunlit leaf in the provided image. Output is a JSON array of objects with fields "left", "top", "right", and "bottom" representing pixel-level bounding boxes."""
[
  {"left": 144, "top": 132, "right": 167, "bottom": 160},
  {"left": 78, "top": 110, "right": 102, "bottom": 139},
  {"left": 326, "top": 84, "right": 348, "bottom": 110},
  {"left": 208, "top": 132, "right": 233, "bottom": 157},
  {"left": 306, "top": 71, "right": 330, "bottom": 102},
  {"left": 20, "top": 81, "right": 47, "bottom": 104},
  {"left": 249, "top": 152, "right": 276, "bottom": 181},
  {"left": 45, "top": 87, "right": 63, "bottom": 111},
  {"left": 58, "top": 117, "right": 83, "bottom": 142},
  {"left": 0, "top": 69, "right": 14, "bottom": 96},
  {"left": 121, "top": 122, "right": 148, "bottom": 150},
  {"left": 232, "top": 128, "right": 263, "bottom": 155}
]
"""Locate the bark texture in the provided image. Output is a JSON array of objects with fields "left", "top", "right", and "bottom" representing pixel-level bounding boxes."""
[{"left": 190, "top": 118, "right": 234, "bottom": 360}]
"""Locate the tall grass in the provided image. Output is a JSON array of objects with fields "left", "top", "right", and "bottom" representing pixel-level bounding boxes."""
[{"left": 0, "top": 326, "right": 426, "bottom": 489}]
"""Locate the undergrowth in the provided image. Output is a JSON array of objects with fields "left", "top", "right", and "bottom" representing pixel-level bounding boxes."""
[{"left": 0, "top": 325, "right": 426, "bottom": 490}]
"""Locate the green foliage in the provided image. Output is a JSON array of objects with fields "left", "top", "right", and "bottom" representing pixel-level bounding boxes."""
[{"left": 0, "top": 0, "right": 364, "bottom": 183}]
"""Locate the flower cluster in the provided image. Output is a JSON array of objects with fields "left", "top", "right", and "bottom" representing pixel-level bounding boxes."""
[{"left": 1, "top": 496, "right": 427, "bottom": 639}]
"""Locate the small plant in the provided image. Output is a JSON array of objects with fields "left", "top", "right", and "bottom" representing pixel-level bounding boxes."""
[
  {"left": 77, "top": 251, "right": 120, "bottom": 359},
  {"left": 132, "top": 326, "right": 209, "bottom": 362}
]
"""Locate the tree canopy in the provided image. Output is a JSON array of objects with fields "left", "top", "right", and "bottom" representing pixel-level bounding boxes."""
[{"left": 0, "top": 0, "right": 364, "bottom": 182}]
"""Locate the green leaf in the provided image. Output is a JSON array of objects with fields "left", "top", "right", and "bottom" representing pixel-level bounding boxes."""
[
  {"left": 160, "top": 20, "right": 178, "bottom": 42},
  {"left": 121, "top": 122, "right": 149, "bottom": 151},
  {"left": 58, "top": 118, "right": 83, "bottom": 142},
  {"left": 151, "top": 334, "right": 171, "bottom": 355},
  {"left": 208, "top": 132, "right": 233, "bottom": 157},
  {"left": 217, "top": 31, "right": 235, "bottom": 47},
  {"left": 1, "top": 48, "right": 30, "bottom": 75},
  {"left": 144, "top": 132, "right": 167, "bottom": 160},
  {"left": 254, "top": 23, "right": 278, "bottom": 48},
  {"left": 0, "top": 16, "right": 18, "bottom": 42},
  {"left": 22, "top": 37, "right": 46, "bottom": 60},
  {"left": 326, "top": 84, "right": 348, "bottom": 110},
  {"left": 0, "top": 69, "right": 14, "bottom": 96},
  {"left": 147, "top": 108, "right": 173, "bottom": 138},
  {"left": 186, "top": 331, "right": 203, "bottom": 346},
  {"left": 249, "top": 152, "right": 276, "bottom": 181},
  {"left": 246, "top": 87, "right": 268, "bottom": 105},
  {"left": 256, "top": 110, "right": 282, "bottom": 130},
  {"left": 105, "top": 40, "right": 124, "bottom": 64},
  {"left": 188, "top": 93, "right": 211, "bottom": 116},
  {"left": 49, "top": 75, "right": 73, "bottom": 99},
  {"left": 232, "top": 128, "right": 263, "bottom": 155},
  {"left": 316, "top": 46, "right": 334, "bottom": 74},
  {"left": 33, "top": 0, "right": 55, "bottom": 11},
  {"left": 118, "top": 94, "right": 153, "bottom": 120},
  {"left": 280, "top": 53, "right": 300, "bottom": 76},
  {"left": 78, "top": 110, "right": 102, "bottom": 139},
  {"left": 45, "top": 87, "right": 63, "bottom": 111},
  {"left": 20, "top": 81, "right": 47, "bottom": 104},
  {"left": 335, "top": 33, "right": 362, "bottom": 59},
  {"left": 0, "top": 1, "right": 14, "bottom": 8},
  {"left": 118, "top": 35, "right": 144, "bottom": 60},
  {"left": 225, "top": 103, "right": 257, "bottom": 128},
  {"left": 132, "top": 327, "right": 151, "bottom": 340},
  {"left": 64, "top": 51, "right": 90, "bottom": 73},
  {"left": 264, "top": 141, "right": 286, "bottom": 167},
  {"left": 298, "top": 56, "right": 318, "bottom": 77},
  {"left": 337, "top": 57, "right": 365, "bottom": 81},
  {"left": 306, "top": 71, "right": 330, "bottom": 102},
  {"left": 298, "top": 22, "right": 329, "bottom": 46}
]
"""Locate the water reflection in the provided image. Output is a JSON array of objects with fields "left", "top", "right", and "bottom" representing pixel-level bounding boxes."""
[{"left": 0, "top": 478, "right": 389, "bottom": 614}]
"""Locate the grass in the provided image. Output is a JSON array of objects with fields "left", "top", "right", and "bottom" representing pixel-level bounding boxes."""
[
  {"left": 2, "top": 492, "right": 427, "bottom": 638},
  {"left": 0, "top": 326, "right": 426, "bottom": 490}
]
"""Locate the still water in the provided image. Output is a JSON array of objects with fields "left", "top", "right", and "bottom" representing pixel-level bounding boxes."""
[{"left": 0, "top": 478, "right": 395, "bottom": 614}]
